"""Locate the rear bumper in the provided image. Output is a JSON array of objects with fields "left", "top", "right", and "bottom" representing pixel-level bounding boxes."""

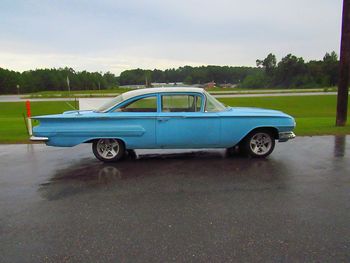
[
  {"left": 278, "top": 132, "right": 296, "bottom": 142},
  {"left": 30, "top": 136, "right": 49, "bottom": 142}
]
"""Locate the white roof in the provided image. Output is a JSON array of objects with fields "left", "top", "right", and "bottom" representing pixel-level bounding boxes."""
[{"left": 121, "top": 87, "right": 205, "bottom": 100}]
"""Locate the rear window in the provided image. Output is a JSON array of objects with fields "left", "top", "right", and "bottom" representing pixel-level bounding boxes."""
[{"left": 161, "top": 95, "right": 202, "bottom": 112}]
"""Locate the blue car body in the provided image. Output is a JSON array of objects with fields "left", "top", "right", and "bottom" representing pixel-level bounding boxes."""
[{"left": 32, "top": 88, "right": 295, "bottom": 151}]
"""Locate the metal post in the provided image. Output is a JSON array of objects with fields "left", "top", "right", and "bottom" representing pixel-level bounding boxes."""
[
  {"left": 67, "top": 76, "right": 71, "bottom": 97},
  {"left": 336, "top": 0, "right": 350, "bottom": 126}
]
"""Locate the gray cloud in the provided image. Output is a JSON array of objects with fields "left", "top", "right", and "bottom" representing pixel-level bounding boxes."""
[{"left": 0, "top": 0, "right": 342, "bottom": 74}]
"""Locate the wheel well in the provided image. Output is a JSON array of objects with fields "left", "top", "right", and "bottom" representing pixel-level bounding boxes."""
[
  {"left": 84, "top": 138, "right": 126, "bottom": 148},
  {"left": 243, "top": 127, "right": 279, "bottom": 141}
]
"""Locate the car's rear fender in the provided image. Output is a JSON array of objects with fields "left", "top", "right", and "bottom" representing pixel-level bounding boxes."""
[{"left": 32, "top": 116, "right": 155, "bottom": 148}]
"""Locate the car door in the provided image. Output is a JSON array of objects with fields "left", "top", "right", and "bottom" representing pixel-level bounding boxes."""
[
  {"left": 156, "top": 93, "right": 221, "bottom": 148},
  {"left": 108, "top": 95, "right": 157, "bottom": 148}
]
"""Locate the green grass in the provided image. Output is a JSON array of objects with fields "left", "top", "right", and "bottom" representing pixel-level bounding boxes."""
[
  {"left": 0, "top": 101, "right": 75, "bottom": 143},
  {"left": 218, "top": 95, "right": 350, "bottom": 136},
  {"left": 0, "top": 95, "right": 349, "bottom": 143}
]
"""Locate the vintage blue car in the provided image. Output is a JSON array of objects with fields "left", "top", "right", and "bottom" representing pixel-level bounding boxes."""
[{"left": 31, "top": 87, "right": 295, "bottom": 162}]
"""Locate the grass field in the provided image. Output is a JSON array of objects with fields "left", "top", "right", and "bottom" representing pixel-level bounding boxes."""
[
  {"left": 0, "top": 101, "right": 75, "bottom": 143},
  {"left": 219, "top": 95, "right": 350, "bottom": 136},
  {"left": 0, "top": 95, "right": 349, "bottom": 143}
]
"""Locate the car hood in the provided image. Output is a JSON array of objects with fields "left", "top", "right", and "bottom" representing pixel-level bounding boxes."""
[{"left": 224, "top": 107, "right": 293, "bottom": 118}]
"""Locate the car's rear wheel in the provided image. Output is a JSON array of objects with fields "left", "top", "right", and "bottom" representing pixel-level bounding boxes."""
[
  {"left": 241, "top": 130, "right": 275, "bottom": 158},
  {"left": 92, "top": 138, "right": 125, "bottom": 162}
]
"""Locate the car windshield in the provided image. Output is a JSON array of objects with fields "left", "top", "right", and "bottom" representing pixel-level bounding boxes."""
[
  {"left": 204, "top": 91, "right": 227, "bottom": 112},
  {"left": 96, "top": 95, "right": 124, "bottom": 112}
]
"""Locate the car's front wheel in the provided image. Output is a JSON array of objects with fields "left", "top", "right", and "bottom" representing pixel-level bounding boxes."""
[
  {"left": 92, "top": 138, "right": 125, "bottom": 162},
  {"left": 240, "top": 130, "right": 275, "bottom": 158}
]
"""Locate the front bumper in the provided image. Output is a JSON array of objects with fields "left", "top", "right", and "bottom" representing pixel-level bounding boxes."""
[
  {"left": 30, "top": 136, "right": 49, "bottom": 142},
  {"left": 278, "top": 132, "right": 296, "bottom": 142}
]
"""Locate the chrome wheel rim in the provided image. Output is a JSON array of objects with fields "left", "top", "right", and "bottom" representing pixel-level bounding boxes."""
[
  {"left": 249, "top": 133, "right": 272, "bottom": 155},
  {"left": 96, "top": 139, "right": 120, "bottom": 160}
]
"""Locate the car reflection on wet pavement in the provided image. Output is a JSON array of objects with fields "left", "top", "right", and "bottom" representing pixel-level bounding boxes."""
[
  {"left": 38, "top": 151, "right": 287, "bottom": 201},
  {"left": 0, "top": 136, "right": 349, "bottom": 262}
]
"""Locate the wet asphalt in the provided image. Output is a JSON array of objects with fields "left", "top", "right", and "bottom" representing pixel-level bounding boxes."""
[{"left": 0, "top": 136, "right": 349, "bottom": 262}]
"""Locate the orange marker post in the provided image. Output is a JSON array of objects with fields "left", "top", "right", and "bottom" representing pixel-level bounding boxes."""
[
  {"left": 26, "top": 100, "right": 32, "bottom": 136},
  {"left": 26, "top": 100, "right": 31, "bottom": 118}
]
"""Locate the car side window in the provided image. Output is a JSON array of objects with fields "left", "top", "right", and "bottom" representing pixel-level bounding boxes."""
[
  {"left": 114, "top": 96, "right": 157, "bottom": 112},
  {"left": 161, "top": 95, "right": 202, "bottom": 112}
]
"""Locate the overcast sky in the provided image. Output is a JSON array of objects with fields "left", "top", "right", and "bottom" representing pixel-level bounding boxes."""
[{"left": 0, "top": 0, "right": 343, "bottom": 75}]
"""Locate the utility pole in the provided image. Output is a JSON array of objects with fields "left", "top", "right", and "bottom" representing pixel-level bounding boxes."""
[{"left": 336, "top": 0, "right": 350, "bottom": 126}]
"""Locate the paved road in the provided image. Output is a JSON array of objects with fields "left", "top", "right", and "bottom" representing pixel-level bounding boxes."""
[
  {"left": 0, "top": 136, "right": 349, "bottom": 262},
  {"left": 0, "top": 95, "right": 23, "bottom": 101},
  {"left": 0, "top": 95, "right": 75, "bottom": 102}
]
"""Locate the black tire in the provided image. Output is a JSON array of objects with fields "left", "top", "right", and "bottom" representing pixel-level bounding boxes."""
[
  {"left": 92, "top": 138, "right": 125, "bottom": 162},
  {"left": 240, "top": 130, "right": 275, "bottom": 158}
]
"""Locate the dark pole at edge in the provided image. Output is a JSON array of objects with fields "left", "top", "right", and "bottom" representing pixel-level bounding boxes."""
[{"left": 336, "top": 0, "right": 350, "bottom": 126}]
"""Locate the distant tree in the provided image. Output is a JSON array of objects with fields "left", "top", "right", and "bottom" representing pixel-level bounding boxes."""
[
  {"left": 103, "top": 71, "right": 118, "bottom": 87},
  {"left": 323, "top": 51, "right": 338, "bottom": 62},
  {"left": 0, "top": 68, "right": 19, "bottom": 94},
  {"left": 307, "top": 60, "right": 327, "bottom": 87},
  {"left": 274, "top": 54, "right": 307, "bottom": 87},
  {"left": 240, "top": 70, "right": 268, "bottom": 89},
  {"left": 184, "top": 75, "right": 193, "bottom": 84},
  {"left": 152, "top": 69, "right": 164, "bottom": 83},
  {"left": 322, "top": 51, "right": 339, "bottom": 86},
  {"left": 256, "top": 53, "right": 277, "bottom": 76}
]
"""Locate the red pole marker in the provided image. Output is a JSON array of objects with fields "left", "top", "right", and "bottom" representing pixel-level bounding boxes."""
[
  {"left": 26, "top": 100, "right": 33, "bottom": 136},
  {"left": 26, "top": 100, "right": 31, "bottom": 118}
]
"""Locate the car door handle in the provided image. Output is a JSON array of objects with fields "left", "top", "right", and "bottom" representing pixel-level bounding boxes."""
[{"left": 157, "top": 118, "right": 169, "bottom": 122}]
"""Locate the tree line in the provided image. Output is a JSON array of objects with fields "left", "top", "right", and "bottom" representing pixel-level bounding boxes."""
[
  {"left": 119, "top": 52, "right": 339, "bottom": 89},
  {"left": 0, "top": 52, "right": 339, "bottom": 94},
  {"left": 244, "top": 51, "right": 339, "bottom": 89},
  {"left": 118, "top": 66, "right": 259, "bottom": 86},
  {"left": 0, "top": 67, "right": 118, "bottom": 94}
]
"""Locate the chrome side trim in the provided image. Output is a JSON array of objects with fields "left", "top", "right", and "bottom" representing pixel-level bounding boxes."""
[
  {"left": 278, "top": 132, "right": 296, "bottom": 142},
  {"left": 30, "top": 136, "right": 49, "bottom": 142}
]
